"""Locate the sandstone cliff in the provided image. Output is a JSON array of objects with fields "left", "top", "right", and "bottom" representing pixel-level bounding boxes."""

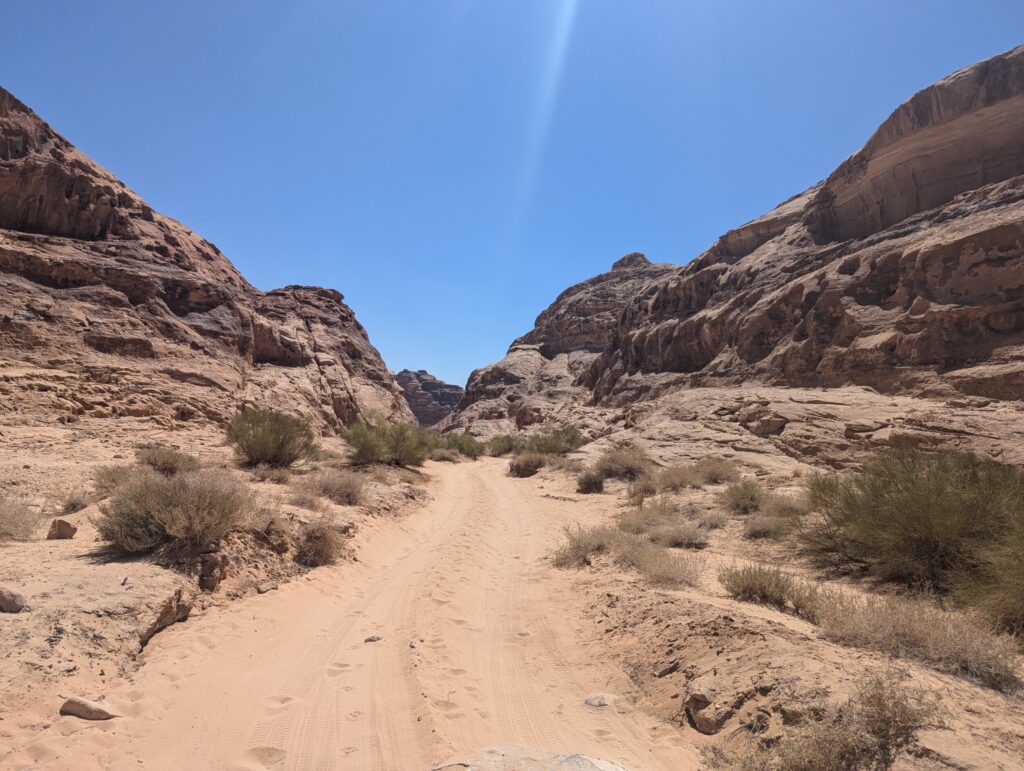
[
  {"left": 0, "top": 87, "right": 412, "bottom": 431},
  {"left": 396, "top": 369, "right": 464, "bottom": 426},
  {"left": 448, "top": 254, "right": 675, "bottom": 435}
]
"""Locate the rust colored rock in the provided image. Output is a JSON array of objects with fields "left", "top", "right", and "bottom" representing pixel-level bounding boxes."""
[
  {"left": 46, "top": 519, "right": 77, "bottom": 540},
  {"left": 396, "top": 369, "right": 464, "bottom": 426},
  {"left": 0, "top": 87, "right": 412, "bottom": 433}
]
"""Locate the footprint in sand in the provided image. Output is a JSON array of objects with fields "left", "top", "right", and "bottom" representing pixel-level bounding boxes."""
[
  {"left": 244, "top": 746, "right": 287, "bottom": 767},
  {"left": 264, "top": 696, "right": 296, "bottom": 716},
  {"left": 326, "top": 663, "right": 349, "bottom": 678},
  {"left": 347, "top": 710, "right": 366, "bottom": 720}
]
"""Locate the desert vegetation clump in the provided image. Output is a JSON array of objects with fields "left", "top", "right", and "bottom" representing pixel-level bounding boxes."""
[
  {"left": 227, "top": 408, "right": 316, "bottom": 468},
  {"left": 718, "top": 478, "right": 765, "bottom": 515},
  {"left": 743, "top": 514, "right": 792, "bottom": 540},
  {"left": 486, "top": 434, "right": 522, "bottom": 456},
  {"left": 344, "top": 414, "right": 438, "bottom": 467},
  {"left": 594, "top": 446, "right": 653, "bottom": 481},
  {"left": 508, "top": 452, "right": 547, "bottom": 478},
  {"left": 62, "top": 490, "right": 94, "bottom": 515},
  {"left": 252, "top": 464, "right": 292, "bottom": 484},
  {"left": 659, "top": 457, "right": 739, "bottom": 491},
  {"left": 552, "top": 525, "right": 630, "bottom": 568},
  {"left": 93, "top": 464, "right": 136, "bottom": 496},
  {"left": 649, "top": 522, "right": 709, "bottom": 549},
  {"left": 576, "top": 471, "right": 604, "bottom": 494},
  {"left": 0, "top": 494, "right": 41, "bottom": 541},
  {"left": 520, "top": 425, "right": 584, "bottom": 456},
  {"left": 430, "top": 448, "right": 460, "bottom": 462},
  {"left": 94, "top": 470, "right": 252, "bottom": 553},
  {"left": 294, "top": 516, "right": 349, "bottom": 567},
  {"left": 441, "top": 433, "right": 486, "bottom": 459},
  {"left": 802, "top": 448, "right": 1024, "bottom": 632},
  {"left": 292, "top": 470, "right": 363, "bottom": 506},
  {"left": 136, "top": 446, "right": 201, "bottom": 476}
]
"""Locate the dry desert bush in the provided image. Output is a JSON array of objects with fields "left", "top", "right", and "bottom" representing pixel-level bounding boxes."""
[
  {"left": 594, "top": 446, "right": 653, "bottom": 480},
  {"left": 430, "top": 448, "right": 460, "bottom": 462},
  {"left": 252, "top": 464, "right": 292, "bottom": 484},
  {"left": 0, "top": 494, "right": 42, "bottom": 541},
  {"left": 553, "top": 525, "right": 705, "bottom": 588},
  {"left": 291, "top": 470, "right": 363, "bottom": 506},
  {"left": 136, "top": 446, "right": 201, "bottom": 476},
  {"left": 95, "top": 470, "right": 252, "bottom": 553},
  {"left": 698, "top": 511, "right": 728, "bottom": 530},
  {"left": 802, "top": 448, "right": 1024, "bottom": 632},
  {"left": 576, "top": 471, "right": 604, "bottom": 493},
  {"left": 743, "top": 514, "right": 792, "bottom": 540},
  {"left": 718, "top": 478, "right": 765, "bottom": 514},
  {"left": 616, "top": 496, "right": 680, "bottom": 534},
  {"left": 294, "top": 515, "right": 349, "bottom": 567},
  {"left": 93, "top": 464, "right": 136, "bottom": 496},
  {"left": 227, "top": 408, "right": 317, "bottom": 468},
  {"left": 649, "top": 522, "right": 709, "bottom": 549},
  {"left": 520, "top": 425, "right": 583, "bottom": 455},
  {"left": 658, "top": 457, "right": 739, "bottom": 490},
  {"left": 552, "top": 525, "right": 630, "bottom": 568},
  {"left": 486, "top": 434, "right": 521, "bottom": 456},
  {"left": 62, "top": 489, "right": 94, "bottom": 514},
  {"left": 508, "top": 452, "right": 547, "bottom": 478}
]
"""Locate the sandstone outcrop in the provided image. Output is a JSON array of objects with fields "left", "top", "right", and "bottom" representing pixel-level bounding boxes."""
[
  {"left": 448, "top": 254, "right": 674, "bottom": 436},
  {"left": 395, "top": 369, "right": 463, "bottom": 426},
  {"left": 0, "top": 87, "right": 412, "bottom": 432}
]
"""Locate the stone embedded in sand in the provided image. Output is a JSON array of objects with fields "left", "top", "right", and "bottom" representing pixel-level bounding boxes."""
[
  {"left": 59, "top": 696, "right": 116, "bottom": 720},
  {"left": 199, "top": 552, "right": 229, "bottom": 592},
  {"left": 432, "top": 745, "right": 628, "bottom": 771},
  {"left": 364, "top": 634, "right": 382, "bottom": 643},
  {"left": 583, "top": 695, "right": 608, "bottom": 707},
  {"left": 46, "top": 519, "right": 77, "bottom": 540},
  {"left": 139, "top": 587, "right": 194, "bottom": 648},
  {"left": 684, "top": 675, "right": 734, "bottom": 735},
  {"left": 0, "top": 587, "right": 28, "bottom": 613}
]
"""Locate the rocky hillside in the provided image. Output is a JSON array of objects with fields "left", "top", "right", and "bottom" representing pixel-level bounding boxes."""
[
  {"left": 395, "top": 369, "right": 463, "bottom": 426},
  {"left": 586, "top": 45, "right": 1024, "bottom": 404},
  {"left": 0, "top": 87, "right": 412, "bottom": 431},
  {"left": 448, "top": 253, "right": 676, "bottom": 435}
]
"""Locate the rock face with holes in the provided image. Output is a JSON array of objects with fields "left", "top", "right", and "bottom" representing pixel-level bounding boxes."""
[
  {"left": 0, "top": 87, "right": 412, "bottom": 431},
  {"left": 395, "top": 369, "right": 464, "bottom": 426},
  {"left": 585, "top": 46, "right": 1024, "bottom": 404},
  {"left": 447, "top": 253, "right": 676, "bottom": 436}
]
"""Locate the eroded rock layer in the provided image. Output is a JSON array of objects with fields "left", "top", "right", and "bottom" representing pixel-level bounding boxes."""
[
  {"left": 0, "top": 87, "right": 412, "bottom": 430},
  {"left": 396, "top": 369, "right": 464, "bottom": 426}
]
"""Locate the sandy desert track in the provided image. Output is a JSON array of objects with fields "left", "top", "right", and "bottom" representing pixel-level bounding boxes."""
[{"left": 6, "top": 458, "right": 696, "bottom": 770}]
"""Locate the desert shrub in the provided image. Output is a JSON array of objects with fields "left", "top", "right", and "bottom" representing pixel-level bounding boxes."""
[
  {"left": 546, "top": 455, "right": 583, "bottom": 473},
  {"left": 802, "top": 449, "right": 1024, "bottom": 631},
  {"left": 62, "top": 490, "right": 93, "bottom": 515},
  {"left": 594, "top": 447, "right": 653, "bottom": 480},
  {"left": 136, "top": 446, "right": 200, "bottom": 476},
  {"left": 295, "top": 516, "right": 348, "bottom": 567},
  {"left": 698, "top": 512, "right": 728, "bottom": 530},
  {"left": 227, "top": 409, "right": 316, "bottom": 468},
  {"left": 695, "top": 457, "right": 740, "bottom": 484},
  {"left": 763, "top": 492, "right": 812, "bottom": 519},
  {"left": 344, "top": 421, "right": 390, "bottom": 465},
  {"left": 0, "top": 494, "right": 41, "bottom": 541},
  {"left": 521, "top": 425, "right": 583, "bottom": 455},
  {"left": 661, "top": 457, "right": 740, "bottom": 490},
  {"left": 344, "top": 415, "right": 437, "bottom": 467},
  {"left": 252, "top": 464, "right": 291, "bottom": 484},
  {"left": 718, "top": 478, "right": 765, "bottom": 514},
  {"left": 552, "top": 525, "right": 630, "bottom": 568},
  {"left": 431, "top": 448, "right": 460, "bottom": 462},
  {"left": 613, "top": 537, "right": 705, "bottom": 587},
  {"left": 94, "top": 470, "right": 251, "bottom": 553},
  {"left": 509, "top": 452, "right": 547, "bottom": 477},
  {"left": 650, "top": 522, "right": 708, "bottom": 549},
  {"left": 617, "top": 496, "right": 679, "bottom": 534},
  {"left": 94, "top": 464, "right": 136, "bottom": 496},
  {"left": 442, "top": 433, "right": 486, "bottom": 459},
  {"left": 818, "top": 592, "right": 1020, "bottom": 692},
  {"left": 719, "top": 564, "right": 795, "bottom": 609},
  {"left": 293, "top": 470, "right": 363, "bottom": 506},
  {"left": 744, "top": 514, "right": 791, "bottom": 540},
  {"left": 576, "top": 471, "right": 604, "bottom": 494},
  {"left": 486, "top": 434, "right": 522, "bottom": 456},
  {"left": 657, "top": 464, "right": 702, "bottom": 491}
]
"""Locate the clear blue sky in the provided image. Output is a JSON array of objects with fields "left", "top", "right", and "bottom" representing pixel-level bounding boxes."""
[{"left": 4, "top": 3, "right": 1022, "bottom": 385}]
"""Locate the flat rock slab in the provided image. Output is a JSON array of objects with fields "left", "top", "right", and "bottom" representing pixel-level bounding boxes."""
[
  {"left": 59, "top": 697, "right": 116, "bottom": 720},
  {"left": 433, "top": 745, "right": 628, "bottom": 771}
]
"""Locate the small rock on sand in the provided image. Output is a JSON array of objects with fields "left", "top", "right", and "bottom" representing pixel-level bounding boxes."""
[
  {"left": 0, "top": 587, "right": 27, "bottom": 613},
  {"left": 364, "top": 634, "right": 382, "bottom": 643},
  {"left": 46, "top": 519, "right": 78, "bottom": 540},
  {"left": 59, "top": 696, "right": 117, "bottom": 720},
  {"left": 584, "top": 695, "right": 609, "bottom": 707}
]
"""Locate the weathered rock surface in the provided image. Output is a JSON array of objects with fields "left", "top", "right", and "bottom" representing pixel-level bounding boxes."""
[
  {"left": 0, "top": 586, "right": 27, "bottom": 613},
  {"left": 58, "top": 696, "right": 116, "bottom": 721},
  {"left": 46, "top": 518, "right": 76, "bottom": 539},
  {"left": 0, "top": 87, "right": 412, "bottom": 432},
  {"left": 432, "top": 745, "right": 627, "bottom": 771},
  {"left": 448, "top": 254, "right": 674, "bottom": 436},
  {"left": 396, "top": 369, "right": 464, "bottom": 426}
]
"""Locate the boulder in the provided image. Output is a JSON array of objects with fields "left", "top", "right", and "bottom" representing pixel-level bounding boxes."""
[
  {"left": 59, "top": 697, "right": 116, "bottom": 721},
  {"left": 46, "top": 519, "right": 78, "bottom": 540},
  {"left": 0, "top": 587, "right": 28, "bottom": 613}
]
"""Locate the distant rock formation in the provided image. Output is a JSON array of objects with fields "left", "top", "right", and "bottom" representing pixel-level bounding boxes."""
[
  {"left": 0, "top": 87, "right": 412, "bottom": 431},
  {"left": 395, "top": 370, "right": 463, "bottom": 426},
  {"left": 447, "top": 254, "right": 675, "bottom": 435}
]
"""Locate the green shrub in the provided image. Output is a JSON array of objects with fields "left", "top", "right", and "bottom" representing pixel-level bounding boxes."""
[
  {"left": 509, "top": 453, "right": 546, "bottom": 477},
  {"left": 295, "top": 516, "right": 348, "bottom": 567},
  {"left": 486, "top": 434, "right": 522, "bottom": 456},
  {"left": 718, "top": 478, "right": 765, "bottom": 514},
  {"left": 226, "top": 409, "right": 316, "bottom": 468},
  {"left": 136, "top": 446, "right": 201, "bottom": 476},
  {"left": 594, "top": 447, "right": 653, "bottom": 480},
  {"left": 442, "top": 433, "right": 486, "bottom": 459},
  {"left": 431, "top": 448, "right": 460, "bottom": 462},
  {"left": 0, "top": 494, "right": 41, "bottom": 541},
  {"left": 344, "top": 415, "right": 438, "bottom": 467},
  {"left": 520, "top": 425, "right": 583, "bottom": 455},
  {"left": 576, "top": 471, "right": 604, "bottom": 494},
  {"left": 801, "top": 449, "right": 1024, "bottom": 631},
  {"left": 95, "top": 470, "right": 251, "bottom": 553}
]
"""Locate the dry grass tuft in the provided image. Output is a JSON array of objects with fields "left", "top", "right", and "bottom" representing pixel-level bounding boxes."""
[
  {"left": 0, "top": 494, "right": 42, "bottom": 541},
  {"left": 508, "top": 453, "right": 547, "bottom": 478},
  {"left": 594, "top": 447, "right": 653, "bottom": 480},
  {"left": 62, "top": 490, "right": 94, "bottom": 515},
  {"left": 292, "top": 470, "right": 364, "bottom": 506},
  {"left": 718, "top": 478, "right": 765, "bottom": 514},
  {"left": 295, "top": 516, "right": 349, "bottom": 567},
  {"left": 659, "top": 457, "right": 739, "bottom": 491},
  {"left": 252, "top": 464, "right": 292, "bottom": 484},
  {"left": 94, "top": 464, "right": 136, "bottom": 496},
  {"left": 486, "top": 434, "right": 521, "bottom": 456},
  {"left": 612, "top": 537, "right": 706, "bottom": 587},
  {"left": 698, "top": 512, "right": 728, "bottom": 530},
  {"left": 649, "top": 522, "right": 709, "bottom": 549},
  {"left": 576, "top": 471, "right": 604, "bottom": 494},
  {"left": 94, "top": 470, "right": 252, "bottom": 553},
  {"left": 430, "top": 448, "right": 461, "bottom": 463},
  {"left": 520, "top": 425, "right": 584, "bottom": 455},
  {"left": 136, "top": 446, "right": 201, "bottom": 476},
  {"left": 552, "top": 525, "right": 630, "bottom": 568},
  {"left": 743, "top": 514, "right": 792, "bottom": 540}
]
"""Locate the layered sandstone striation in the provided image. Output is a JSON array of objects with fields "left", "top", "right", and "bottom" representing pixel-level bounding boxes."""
[
  {"left": 448, "top": 253, "right": 675, "bottom": 435},
  {"left": 396, "top": 369, "right": 464, "bottom": 426},
  {"left": 0, "top": 87, "right": 411, "bottom": 431}
]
